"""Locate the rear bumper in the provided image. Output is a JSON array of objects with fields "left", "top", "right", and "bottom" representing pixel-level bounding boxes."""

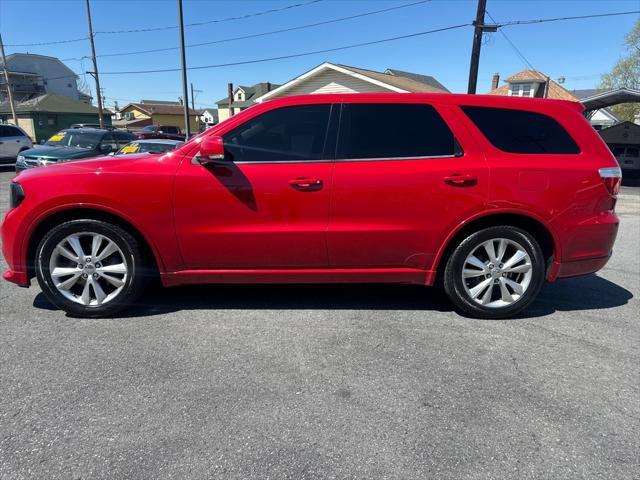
[{"left": 549, "top": 253, "right": 612, "bottom": 281}]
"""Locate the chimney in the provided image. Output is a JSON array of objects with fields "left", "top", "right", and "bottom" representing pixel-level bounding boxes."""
[
  {"left": 266, "top": 82, "right": 271, "bottom": 92},
  {"left": 227, "top": 82, "right": 234, "bottom": 116},
  {"left": 491, "top": 73, "right": 500, "bottom": 90}
]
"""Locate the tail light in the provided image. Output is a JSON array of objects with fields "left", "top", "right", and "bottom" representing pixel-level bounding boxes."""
[{"left": 599, "top": 167, "right": 621, "bottom": 196}]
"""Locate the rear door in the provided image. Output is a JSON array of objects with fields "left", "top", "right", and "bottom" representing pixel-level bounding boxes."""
[{"left": 327, "top": 99, "right": 488, "bottom": 270}]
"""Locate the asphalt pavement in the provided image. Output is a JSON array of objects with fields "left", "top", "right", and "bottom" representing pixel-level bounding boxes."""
[{"left": 1, "top": 167, "right": 638, "bottom": 479}]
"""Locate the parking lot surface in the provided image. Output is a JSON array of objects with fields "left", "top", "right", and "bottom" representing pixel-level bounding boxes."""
[{"left": 1, "top": 168, "right": 638, "bottom": 479}]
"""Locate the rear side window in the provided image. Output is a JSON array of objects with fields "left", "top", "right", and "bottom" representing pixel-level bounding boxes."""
[
  {"left": 461, "top": 106, "right": 580, "bottom": 154},
  {"left": 337, "top": 103, "right": 456, "bottom": 159},
  {"left": 0, "top": 125, "right": 24, "bottom": 137},
  {"left": 224, "top": 104, "right": 332, "bottom": 162}
]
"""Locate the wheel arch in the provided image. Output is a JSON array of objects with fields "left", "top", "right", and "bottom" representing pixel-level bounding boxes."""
[
  {"left": 26, "top": 206, "right": 163, "bottom": 279},
  {"left": 432, "top": 211, "right": 559, "bottom": 284}
]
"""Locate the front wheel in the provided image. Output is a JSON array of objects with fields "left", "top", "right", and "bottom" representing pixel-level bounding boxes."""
[
  {"left": 444, "top": 226, "right": 545, "bottom": 319},
  {"left": 35, "top": 219, "right": 146, "bottom": 318}
]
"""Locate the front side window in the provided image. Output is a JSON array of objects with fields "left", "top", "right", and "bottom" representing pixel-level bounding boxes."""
[
  {"left": 336, "top": 103, "right": 457, "bottom": 159},
  {"left": 223, "top": 104, "right": 331, "bottom": 162},
  {"left": 461, "top": 106, "right": 580, "bottom": 154}
]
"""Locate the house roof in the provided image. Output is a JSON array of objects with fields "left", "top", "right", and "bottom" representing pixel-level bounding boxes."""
[
  {"left": 335, "top": 64, "right": 449, "bottom": 93},
  {"left": 384, "top": 68, "right": 450, "bottom": 92},
  {"left": 489, "top": 69, "right": 578, "bottom": 101},
  {"left": 0, "top": 93, "right": 103, "bottom": 114},
  {"left": 216, "top": 82, "right": 280, "bottom": 106},
  {"left": 598, "top": 121, "right": 640, "bottom": 145},
  {"left": 121, "top": 102, "right": 201, "bottom": 116},
  {"left": 253, "top": 62, "right": 449, "bottom": 103}
]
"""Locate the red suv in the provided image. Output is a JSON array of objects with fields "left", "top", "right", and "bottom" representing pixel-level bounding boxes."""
[
  {"left": 2, "top": 93, "right": 621, "bottom": 319},
  {"left": 135, "top": 125, "right": 185, "bottom": 141}
]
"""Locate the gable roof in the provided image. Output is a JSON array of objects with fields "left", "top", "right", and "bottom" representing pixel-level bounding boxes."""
[
  {"left": 489, "top": 69, "right": 578, "bottom": 101},
  {"left": 216, "top": 82, "right": 280, "bottom": 107},
  {"left": 254, "top": 62, "right": 448, "bottom": 103},
  {"left": 384, "top": 68, "right": 450, "bottom": 92},
  {"left": 0, "top": 93, "right": 102, "bottom": 114},
  {"left": 121, "top": 102, "right": 201, "bottom": 116}
]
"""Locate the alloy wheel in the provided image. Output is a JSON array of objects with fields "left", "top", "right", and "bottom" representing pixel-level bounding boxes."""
[
  {"left": 461, "top": 237, "right": 533, "bottom": 308},
  {"left": 48, "top": 232, "right": 129, "bottom": 307}
]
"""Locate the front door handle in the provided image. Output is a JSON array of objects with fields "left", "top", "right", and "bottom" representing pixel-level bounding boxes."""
[
  {"left": 444, "top": 174, "right": 478, "bottom": 187},
  {"left": 289, "top": 177, "right": 323, "bottom": 191}
]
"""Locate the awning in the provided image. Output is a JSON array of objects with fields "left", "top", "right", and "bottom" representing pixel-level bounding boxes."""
[{"left": 580, "top": 87, "right": 640, "bottom": 111}]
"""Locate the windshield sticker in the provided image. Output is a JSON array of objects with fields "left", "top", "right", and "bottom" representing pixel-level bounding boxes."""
[
  {"left": 121, "top": 144, "right": 139, "bottom": 154},
  {"left": 48, "top": 133, "right": 66, "bottom": 142}
]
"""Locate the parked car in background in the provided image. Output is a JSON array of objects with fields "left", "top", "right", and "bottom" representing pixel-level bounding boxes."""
[
  {"left": 2, "top": 93, "right": 621, "bottom": 319},
  {"left": 115, "top": 139, "right": 183, "bottom": 156},
  {"left": 70, "top": 123, "right": 117, "bottom": 130},
  {"left": 135, "top": 125, "right": 184, "bottom": 141},
  {"left": 611, "top": 145, "right": 640, "bottom": 178},
  {"left": 0, "top": 124, "right": 33, "bottom": 165},
  {"left": 15, "top": 128, "right": 136, "bottom": 171}
]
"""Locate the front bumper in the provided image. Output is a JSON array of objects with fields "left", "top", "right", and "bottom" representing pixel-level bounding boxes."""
[{"left": 1, "top": 206, "right": 31, "bottom": 287}]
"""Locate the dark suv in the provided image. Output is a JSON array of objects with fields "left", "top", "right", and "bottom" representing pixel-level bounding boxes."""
[
  {"left": 135, "top": 125, "right": 185, "bottom": 141},
  {"left": 15, "top": 128, "right": 136, "bottom": 171}
]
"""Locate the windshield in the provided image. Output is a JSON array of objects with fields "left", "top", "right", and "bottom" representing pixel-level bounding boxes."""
[
  {"left": 140, "top": 126, "right": 158, "bottom": 132},
  {"left": 45, "top": 131, "right": 103, "bottom": 149}
]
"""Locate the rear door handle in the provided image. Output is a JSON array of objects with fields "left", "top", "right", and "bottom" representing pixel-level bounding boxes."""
[
  {"left": 289, "top": 177, "right": 323, "bottom": 191},
  {"left": 444, "top": 174, "right": 477, "bottom": 186}
]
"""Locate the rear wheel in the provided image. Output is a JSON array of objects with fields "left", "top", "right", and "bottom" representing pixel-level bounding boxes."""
[
  {"left": 35, "top": 219, "right": 146, "bottom": 317},
  {"left": 444, "top": 226, "right": 545, "bottom": 319}
]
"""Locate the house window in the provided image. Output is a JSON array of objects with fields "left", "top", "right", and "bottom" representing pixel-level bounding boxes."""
[
  {"left": 509, "top": 83, "right": 533, "bottom": 97},
  {"left": 124, "top": 112, "right": 135, "bottom": 120}
]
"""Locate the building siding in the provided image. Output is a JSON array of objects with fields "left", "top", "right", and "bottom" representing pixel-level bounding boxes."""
[{"left": 281, "top": 70, "right": 396, "bottom": 97}]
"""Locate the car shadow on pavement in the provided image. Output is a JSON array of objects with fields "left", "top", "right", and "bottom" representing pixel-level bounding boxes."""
[{"left": 33, "top": 273, "right": 633, "bottom": 320}]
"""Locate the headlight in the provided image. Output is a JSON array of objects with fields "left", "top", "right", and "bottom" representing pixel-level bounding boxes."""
[
  {"left": 10, "top": 182, "right": 25, "bottom": 209},
  {"left": 16, "top": 155, "right": 25, "bottom": 164}
]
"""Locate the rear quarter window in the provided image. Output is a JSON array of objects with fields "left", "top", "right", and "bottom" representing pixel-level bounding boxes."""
[{"left": 461, "top": 106, "right": 580, "bottom": 154}]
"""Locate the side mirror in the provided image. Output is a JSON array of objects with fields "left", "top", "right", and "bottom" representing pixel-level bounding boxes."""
[
  {"left": 99, "top": 144, "right": 112, "bottom": 153},
  {"left": 197, "top": 135, "right": 225, "bottom": 165},
  {"left": 40, "top": 139, "right": 46, "bottom": 145}
]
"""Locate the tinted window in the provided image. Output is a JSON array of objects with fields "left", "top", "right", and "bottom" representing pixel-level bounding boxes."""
[
  {"left": 2, "top": 125, "right": 24, "bottom": 137},
  {"left": 114, "top": 131, "right": 136, "bottom": 144},
  {"left": 141, "top": 126, "right": 158, "bottom": 132},
  {"left": 336, "top": 103, "right": 456, "bottom": 159},
  {"left": 462, "top": 106, "right": 580, "bottom": 154},
  {"left": 223, "top": 105, "right": 331, "bottom": 162}
]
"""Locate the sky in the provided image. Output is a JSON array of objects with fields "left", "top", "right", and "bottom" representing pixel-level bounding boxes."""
[{"left": 0, "top": 0, "right": 638, "bottom": 111}]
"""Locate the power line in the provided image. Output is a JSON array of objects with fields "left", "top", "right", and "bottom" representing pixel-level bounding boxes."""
[
  {"left": 72, "top": 0, "right": 432, "bottom": 60},
  {"left": 97, "top": 24, "right": 471, "bottom": 76},
  {"left": 97, "top": 0, "right": 322, "bottom": 34},
  {"left": 4, "top": 0, "right": 322, "bottom": 46},
  {"left": 486, "top": 10, "right": 536, "bottom": 71},
  {"left": 499, "top": 10, "right": 639, "bottom": 28}
]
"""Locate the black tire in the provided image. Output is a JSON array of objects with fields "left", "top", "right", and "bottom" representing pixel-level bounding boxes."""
[
  {"left": 35, "top": 219, "right": 146, "bottom": 318},
  {"left": 443, "top": 226, "right": 545, "bottom": 319}
]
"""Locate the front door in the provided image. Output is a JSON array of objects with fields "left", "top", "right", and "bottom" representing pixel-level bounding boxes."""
[
  {"left": 174, "top": 103, "right": 336, "bottom": 269},
  {"left": 328, "top": 101, "right": 488, "bottom": 271}
]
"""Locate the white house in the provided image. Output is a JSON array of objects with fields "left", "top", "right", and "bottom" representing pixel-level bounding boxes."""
[{"left": 254, "top": 62, "right": 449, "bottom": 103}]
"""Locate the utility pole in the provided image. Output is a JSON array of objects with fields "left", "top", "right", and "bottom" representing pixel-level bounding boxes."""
[
  {"left": 85, "top": 0, "right": 105, "bottom": 128},
  {"left": 177, "top": 0, "right": 191, "bottom": 138},
  {"left": 467, "top": 0, "right": 487, "bottom": 94},
  {"left": 0, "top": 32, "right": 18, "bottom": 125}
]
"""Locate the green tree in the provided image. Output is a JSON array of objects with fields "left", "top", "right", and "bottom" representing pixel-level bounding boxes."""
[{"left": 600, "top": 20, "right": 640, "bottom": 121}]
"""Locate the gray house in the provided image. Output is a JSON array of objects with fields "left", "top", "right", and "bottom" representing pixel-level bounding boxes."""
[{"left": 0, "top": 53, "right": 91, "bottom": 103}]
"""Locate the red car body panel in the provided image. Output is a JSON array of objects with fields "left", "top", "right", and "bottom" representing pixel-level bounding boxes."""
[{"left": 2, "top": 93, "right": 620, "bottom": 290}]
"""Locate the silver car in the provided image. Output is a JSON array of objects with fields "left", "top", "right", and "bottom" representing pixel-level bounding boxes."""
[{"left": 0, "top": 124, "right": 33, "bottom": 164}]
